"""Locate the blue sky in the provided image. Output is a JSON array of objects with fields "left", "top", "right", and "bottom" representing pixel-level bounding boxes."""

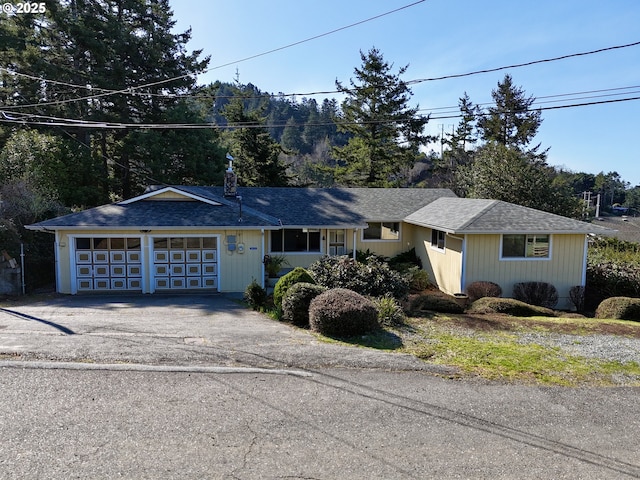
[{"left": 169, "top": 0, "right": 640, "bottom": 186}]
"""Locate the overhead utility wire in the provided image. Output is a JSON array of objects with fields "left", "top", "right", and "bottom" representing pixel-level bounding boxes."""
[
  {"left": 406, "top": 40, "right": 640, "bottom": 84},
  {"left": 420, "top": 84, "right": 640, "bottom": 113},
  {"left": 6, "top": 38, "right": 639, "bottom": 110},
  {"left": 3, "top": 95, "right": 639, "bottom": 130},
  {"left": 4, "top": 84, "right": 639, "bottom": 125},
  {"left": 418, "top": 87, "right": 640, "bottom": 116},
  {"left": 1, "top": 0, "right": 426, "bottom": 108}
]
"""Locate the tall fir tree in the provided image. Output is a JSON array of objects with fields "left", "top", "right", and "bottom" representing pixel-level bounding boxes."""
[
  {"left": 332, "top": 47, "right": 431, "bottom": 187},
  {"left": 476, "top": 74, "right": 544, "bottom": 157},
  {"left": 0, "top": 0, "right": 220, "bottom": 202},
  {"left": 222, "top": 87, "right": 290, "bottom": 187}
]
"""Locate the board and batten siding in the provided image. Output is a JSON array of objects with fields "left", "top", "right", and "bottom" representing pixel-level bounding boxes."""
[
  {"left": 412, "top": 227, "right": 463, "bottom": 295},
  {"left": 464, "top": 233, "right": 587, "bottom": 309}
]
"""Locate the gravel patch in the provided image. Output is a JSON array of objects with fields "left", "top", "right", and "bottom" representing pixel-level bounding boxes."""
[{"left": 517, "top": 332, "right": 640, "bottom": 364}]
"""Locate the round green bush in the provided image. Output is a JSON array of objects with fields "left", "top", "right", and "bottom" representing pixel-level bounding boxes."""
[
  {"left": 595, "top": 297, "right": 640, "bottom": 321},
  {"left": 308, "top": 255, "right": 409, "bottom": 299},
  {"left": 281, "top": 282, "right": 327, "bottom": 327},
  {"left": 309, "top": 288, "right": 379, "bottom": 337},
  {"left": 273, "top": 267, "right": 315, "bottom": 310}
]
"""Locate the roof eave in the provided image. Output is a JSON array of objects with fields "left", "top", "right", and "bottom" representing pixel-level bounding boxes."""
[{"left": 25, "top": 224, "right": 282, "bottom": 231}]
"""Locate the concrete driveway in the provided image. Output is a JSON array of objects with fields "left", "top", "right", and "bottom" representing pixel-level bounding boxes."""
[{"left": 0, "top": 294, "right": 446, "bottom": 373}]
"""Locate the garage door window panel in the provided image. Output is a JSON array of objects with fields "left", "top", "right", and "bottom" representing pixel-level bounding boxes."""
[{"left": 73, "top": 236, "right": 144, "bottom": 292}]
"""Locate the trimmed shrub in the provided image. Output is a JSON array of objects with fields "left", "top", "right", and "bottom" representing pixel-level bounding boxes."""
[
  {"left": 513, "top": 282, "right": 559, "bottom": 309},
  {"left": 309, "top": 288, "right": 379, "bottom": 337},
  {"left": 373, "top": 294, "right": 406, "bottom": 327},
  {"left": 465, "top": 281, "right": 502, "bottom": 302},
  {"left": 244, "top": 279, "right": 267, "bottom": 310},
  {"left": 595, "top": 297, "right": 640, "bottom": 321},
  {"left": 569, "top": 285, "right": 585, "bottom": 312},
  {"left": 388, "top": 247, "right": 422, "bottom": 269},
  {"left": 468, "top": 297, "right": 556, "bottom": 317},
  {"left": 281, "top": 282, "right": 327, "bottom": 327},
  {"left": 406, "top": 293, "right": 464, "bottom": 314},
  {"left": 273, "top": 267, "right": 315, "bottom": 310},
  {"left": 308, "top": 255, "right": 409, "bottom": 299},
  {"left": 406, "top": 267, "right": 430, "bottom": 292}
]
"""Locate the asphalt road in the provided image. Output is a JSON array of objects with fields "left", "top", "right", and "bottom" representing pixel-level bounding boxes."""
[{"left": 0, "top": 294, "right": 639, "bottom": 479}]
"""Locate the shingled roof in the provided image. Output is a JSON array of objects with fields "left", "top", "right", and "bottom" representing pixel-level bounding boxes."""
[
  {"left": 28, "top": 185, "right": 612, "bottom": 235},
  {"left": 176, "top": 186, "right": 457, "bottom": 227},
  {"left": 28, "top": 186, "right": 457, "bottom": 230},
  {"left": 405, "top": 198, "right": 614, "bottom": 234}
]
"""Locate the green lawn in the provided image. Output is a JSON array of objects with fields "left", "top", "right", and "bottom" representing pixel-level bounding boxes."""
[{"left": 325, "top": 313, "right": 640, "bottom": 386}]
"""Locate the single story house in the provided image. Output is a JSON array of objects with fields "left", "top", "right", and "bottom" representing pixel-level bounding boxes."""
[{"left": 27, "top": 181, "right": 612, "bottom": 309}]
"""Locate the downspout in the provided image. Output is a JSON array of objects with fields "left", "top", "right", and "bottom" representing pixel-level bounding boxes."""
[
  {"left": 460, "top": 234, "right": 467, "bottom": 293},
  {"left": 581, "top": 235, "right": 589, "bottom": 286},
  {"left": 352, "top": 229, "right": 357, "bottom": 259},
  {"left": 54, "top": 231, "right": 61, "bottom": 294}
]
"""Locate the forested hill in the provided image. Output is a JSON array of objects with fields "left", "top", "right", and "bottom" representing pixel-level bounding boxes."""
[{"left": 206, "top": 81, "right": 350, "bottom": 154}]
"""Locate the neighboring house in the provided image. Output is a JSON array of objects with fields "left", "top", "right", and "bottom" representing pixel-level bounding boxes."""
[{"left": 27, "top": 183, "right": 612, "bottom": 309}]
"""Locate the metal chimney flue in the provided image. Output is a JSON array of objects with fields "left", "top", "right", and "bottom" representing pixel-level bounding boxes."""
[{"left": 224, "top": 153, "right": 237, "bottom": 198}]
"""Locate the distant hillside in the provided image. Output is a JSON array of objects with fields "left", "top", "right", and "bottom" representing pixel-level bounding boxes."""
[{"left": 207, "top": 82, "right": 351, "bottom": 155}]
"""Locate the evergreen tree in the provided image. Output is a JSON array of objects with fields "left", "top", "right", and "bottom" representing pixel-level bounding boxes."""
[
  {"left": 332, "top": 47, "right": 431, "bottom": 186},
  {"left": 222, "top": 89, "right": 290, "bottom": 187},
  {"left": 0, "top": 0, "right": 216, "bottom": 201},
  {"left": 476, "top": 74, "right": 543, "bottom": 156},
  {"left": 456, "top": 142, "right": 581, "bottom": 217},
  {"left": 436, "top": 93, "right": 478, "bottom": 186}
]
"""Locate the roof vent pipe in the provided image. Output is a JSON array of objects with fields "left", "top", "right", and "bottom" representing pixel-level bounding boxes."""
[{"left": 224, "top": 153, "right": 237, "bottom": 198}]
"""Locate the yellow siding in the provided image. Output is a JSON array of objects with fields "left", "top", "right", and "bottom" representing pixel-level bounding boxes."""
[
  {"left": 464, "top": 234, "right": 586, "bottom": 309},
  {"left": 145, "top": 191, "right": 195, "bottom": 200},
  {"left": 219, "top": 230, "right": 264, "bottom": 291},
  {"left": 412, "top": 228, "right": 463, "bottom": 294},
  {"left": 354, "top": 223, "right": 414, "bottom": 259}
]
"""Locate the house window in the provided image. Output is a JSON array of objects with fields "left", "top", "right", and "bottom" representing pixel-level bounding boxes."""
[
  {"left": 363, "top": 222, "right": 399, "bottom": 241},
  {"left": 271, "top": 229, "right": 321, "bottom": 253},
  {"left": 328, "top": 229, "right": 346, "bottom": 256},
  {"left": 502, "top": 234, "right": 550, "bottom": 259},
  {"left": 431, "top": 229, "right": 445, "bottom": 250}
]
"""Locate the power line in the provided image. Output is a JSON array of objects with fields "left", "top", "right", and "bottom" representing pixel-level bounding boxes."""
[
  {"left": 4, "top": 35, "right": 639, "bottom": 109},
  {"left": 406, "top": 40, "right": 640, "bottom": 85},
  {"left": 3, "top": 94, "right": 639, "bottom": 130},
  {"left": 1, "top": 0, "right": 427, "bottom": 108}
]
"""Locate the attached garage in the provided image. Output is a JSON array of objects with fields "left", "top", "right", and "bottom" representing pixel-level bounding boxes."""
[
  {"left": 74, "top": 236, "right": 143, "bottom": 292},
  {"left": 71, "top": 235, "right": 220, "bottom": 293},
  {"left": 151, "top": 236, "right": 219, "bottom": 291}
]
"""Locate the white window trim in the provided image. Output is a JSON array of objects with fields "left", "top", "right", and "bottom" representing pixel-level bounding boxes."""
[
  {"left": 430, "top": 229, "right": 446, "bottom": 253},
  {"left": 499, "top": 234, "right": 553, "bottom": 261},
  {"left": 361, "top": 222, "right": 401, "bottom": 243}
]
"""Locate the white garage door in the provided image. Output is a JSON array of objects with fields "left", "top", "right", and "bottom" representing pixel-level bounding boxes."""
[
  {"left": 75, "top": 237, "right": 143, "bottom": 292},
  {"left": 152, "top": 236, "right": 218, "bottom": 291}
]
